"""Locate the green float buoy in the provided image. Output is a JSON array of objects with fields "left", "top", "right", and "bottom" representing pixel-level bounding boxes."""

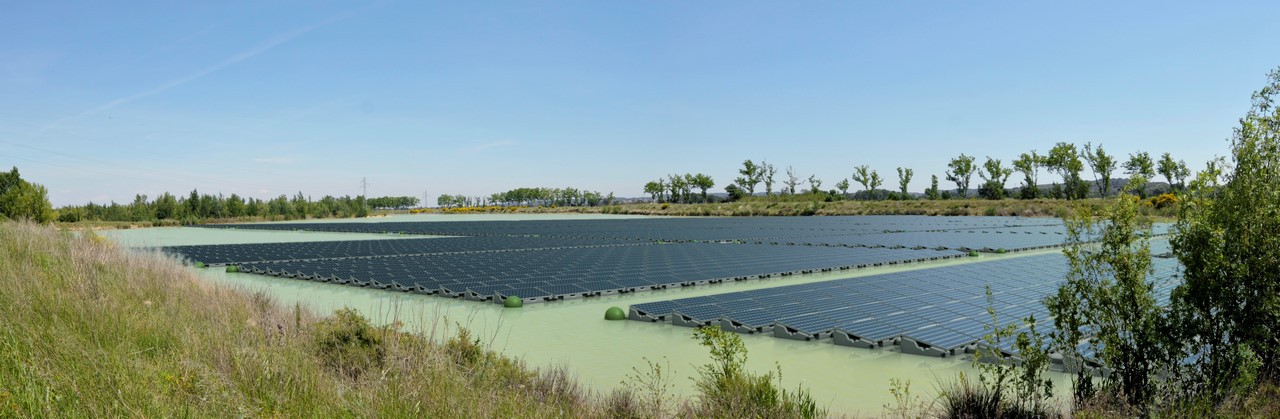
[
  {"left": 226, "top": 265, "right": 239, "bottom": 273},
  {"left": 504, "top": 296, "right": 523, "bottom": 308},
  {"left": 194, "top": 261, "right": 206, "bottom": 268},
  {"left": 968, "top": 251, "right": 980, "bottom": 257},
  {"left": 604, "top": 306, "right": 626, "bottom": 321}
]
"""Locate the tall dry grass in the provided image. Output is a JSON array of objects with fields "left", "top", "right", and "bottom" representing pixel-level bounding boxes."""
[{"left": 0, "top": 221, "right": 626, "bottom": 417}]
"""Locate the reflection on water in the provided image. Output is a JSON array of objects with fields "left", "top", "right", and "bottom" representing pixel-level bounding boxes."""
[{"left": 103, "top": 214, "right": 1075, "bottom": 415}]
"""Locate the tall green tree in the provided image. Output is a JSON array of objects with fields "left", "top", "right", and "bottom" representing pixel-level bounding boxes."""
[
  {"left": 868, "top": 171, "right": 883, "bottom": 200},
  {"left": 1124, "top": 151, "right": 1156, "bottom": 198},
  {"left": 1013, "top": 151, "right": 1044, "bottom": 199},
  {"left": 1048, "top": 179, "right": 1171, "bottom": 411},
  {"left": 852, "top": 165, "right": 879, "bottom": 199},
  {"left": 1045, "top": 142, "right": 1088, "bottom": 200},
  {"left": 835, "top": 178, "right": 850, "bottom": 196},
  {"left": 806, "top": 175, "right": 822, "bottom": 195},
  {"left": 926, "top": 175, "right": 941, "bottom": 200},
  {"left": 645, "top": 180, "right": 666, "bottom": 202},
  {"left": 1157, "top": 152, "right": 1190, "bottom": 192},
  {"left": 691, "top": 173, "right": 715, "bottom": 203},
  {"left": 1171, "top": 67, "right": 1280, "bottom": 398},
  {"left": 977, "top": 157, "right": 1013, "bottom": 200},
  {"left": 761, "top": 162, "right": 777, "bottom": 196},
  {"left": 896, "top": 167, "right": 913, "bottom": 199},
  {"left": 667, "top": 174, "right": 688, "bottom": 204},
  {"left": 945, "top": 154, "right": 977, "bottom": 198},
  {"left": 734, "top": 160, "right": 762, "bottom": 196},
  {"left": 0, "top": 167, "right": 54, "bottom": 224},
  {"left": 1084, "top": 142, "right": 1117, "bottom": 197}
]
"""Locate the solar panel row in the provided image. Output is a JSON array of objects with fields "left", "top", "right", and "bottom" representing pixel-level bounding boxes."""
[
  {"left": 233, "top": 243, "right": 965, "bottom": 303},
  {"left": 630, "top": 251, "right": 1182, "bottom": 359},
  {"left": 200, "top": 217, "right": 1170, "bottom": 253},
  {"left": 161, "top": 236, "right": 636, "bottom": 265}
]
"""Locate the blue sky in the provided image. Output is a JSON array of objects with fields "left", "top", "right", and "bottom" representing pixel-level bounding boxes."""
[{"left": 2, "top": 1, "right": 1276, "bottom": 206}]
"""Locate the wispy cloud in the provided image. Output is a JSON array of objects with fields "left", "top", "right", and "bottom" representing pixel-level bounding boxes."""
[
  {"left": 253, "top": 156, "right": 295, "bottom": 164},
  {"left": 43, "top": 10, "right": 358, "bottom": 131},
  {"left": 460, "top": 140, "right": 517, "bottom": 154}
]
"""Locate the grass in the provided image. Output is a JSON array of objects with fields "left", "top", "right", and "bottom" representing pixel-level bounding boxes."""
[
  {"left": 0, "top": 221, "right": 628, "bottom": 417},
  {"left": 0, "top": 220, "right": 842, "bottom": 417}
]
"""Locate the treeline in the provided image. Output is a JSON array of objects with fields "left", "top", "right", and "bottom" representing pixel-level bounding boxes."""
[
  {"left": 650, "top": 143, "right": 1196, "bottom": 204},
  {"left": 366, "top": 196, "right": 420, "bottom": 209},
  {"left": 0, "top": 167, "right": 54, "bottom": 223},
  {"left": 643, "top": 173, "right": 715, "bottom": 203},
  {"left": 56, "top": 191, "right": 373, "bottom": 224},
  {"left": 437, "top": 187, "right": 616, "bottom": 208}
]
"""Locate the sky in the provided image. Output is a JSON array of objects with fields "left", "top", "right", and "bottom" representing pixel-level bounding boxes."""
[{"left": 2, "top": 1, "right": 1277, "bottom": 206}]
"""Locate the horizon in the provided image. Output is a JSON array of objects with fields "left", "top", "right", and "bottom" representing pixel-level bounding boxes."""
[{"left": 3, "top": 1, "right": 1276, "bottom": 207}]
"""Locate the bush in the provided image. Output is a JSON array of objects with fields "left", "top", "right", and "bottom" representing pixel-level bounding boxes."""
[
  {"left": 1150, "top": 193, "right": 1178, "bottom": 209},
  {"left": 312, "top": 308, "right": 386, "bottom": 379},
  {"left": 687, "top": 326, "right": 822, "bottom": 418},
  {"left": 935, "top": 374, "right": 1055, "bottom": 419}
]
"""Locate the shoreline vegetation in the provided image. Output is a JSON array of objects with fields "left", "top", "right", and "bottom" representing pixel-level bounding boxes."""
[
  {"left": 399, "top": 196, "right": 1179, "bottom": 219},
  {"left": 0, "top": 221, "right": 822, "bottom": 417}
]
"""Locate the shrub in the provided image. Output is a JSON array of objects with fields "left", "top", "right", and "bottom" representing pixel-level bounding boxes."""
[
  {"left": 687, "top": 326, "right": 822, "bottom": 418},
  {"left": 1150, "top": 193, "right": 1178, "bottom": 209},
  {"left": 312, "top": 308, "right": 386, "bottom": 379}
]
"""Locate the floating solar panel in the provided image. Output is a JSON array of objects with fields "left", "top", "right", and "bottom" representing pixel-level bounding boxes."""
[
  {"left": 630, "top": 247, "right": 1182, "bottom": 359},
  {"left": 160, "top": 236, "right": 635, "bottom": 265},
  {"left": 199, "top": 217, "right": 1171, "bottom": 256},
  {"left": 234, "top": 243, "right": 965, "bottom": 303}
]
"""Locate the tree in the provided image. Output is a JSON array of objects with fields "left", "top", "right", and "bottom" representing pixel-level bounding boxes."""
[
  {"left": 851, "top": 165, "right": 872, "bottom": 199},
  {"left": 896, "top": 167, "right": 913, "bottom": 199},
  {"left": 1045, "top": 142, "right": 1088, "bottom": 200},
  {"left": 977, "top": 157, "right": 1013, "bottom": 200},
  {"left": 1171, "top": 67, "right": 1280, "bottom": 399},
  {"left": 691, "top": 173, "right": 715, "bottom": 203},
  {"left": 1124, "top": 151, "right": 1156, "bottom": 198},
  {"left": 0, "top": 167, "right": 54, "bottom": 224},
  {"left": 761, "top": 162, "right": 777, "bottom": 196},
  {"left": 1084, "top": 142, "right": 1117, "bottom": 197},
  {"left": 1013, "top": 151, "right": 1044, "bottom": 199},
  {"left": 734, "top": 160, "right": 762, "bottom": 196},
  {"left": 868, "top": 171, "right": 883, "bottom": 200},
  {"left": 784, "top": 166, "right": 800, "bottom": 195},
  {"left": 806, "top": 175, "right": 822, "bottom": 195},
  {"left": 640, "top": 180, "right": 660, "bottom": 203},
  {"left": 724, "top": 184, "right": 745, "bottom": 202},
  {"left": 926, "top": 175, "right": 941, "bottom": 200},
  {"left": 835, "top": 179, "right": 850, "bottom": 196},
  {"left": 945, "top": 154, "right": 977, "bottom": 198},
  {"left": 1157, "top": 152, "right": 1190, "bottom": 192},
  {"left": 1047, "top": 179, "right": 1171, "bottom": 410}
]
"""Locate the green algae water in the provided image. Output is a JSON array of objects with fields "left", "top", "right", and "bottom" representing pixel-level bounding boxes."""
[{"left": 103, "top": 213, "right": 1079, "bottom": 415}]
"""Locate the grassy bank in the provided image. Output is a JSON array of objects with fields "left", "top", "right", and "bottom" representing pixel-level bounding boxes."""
[
  {"left": 0, "top": 221, "right": 824, "bottom": 417},
  {"left": 508, "top": 198, "right": 1176, "bottom": 218},
  {"left": 0, "top": 221, "right": 619, "bottom": 416}
]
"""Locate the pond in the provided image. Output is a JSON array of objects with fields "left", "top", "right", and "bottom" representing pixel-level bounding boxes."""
[{"left": 102, "top": 213, "right": 1078, "bottom": 415}]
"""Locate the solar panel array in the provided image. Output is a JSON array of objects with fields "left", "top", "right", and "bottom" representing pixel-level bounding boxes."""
[
  {"left": 629, "top": 251, "right": 1182, "bottom": 359},
  {"left": 177, "top": 216, "right": 1174, "bottom": 314},
  {"left": 161, "top": 236, "right": 635, "bottom": 265},
  {"left": 196, "top": 216, "right": 1149, "bottom": 253},
  {"left": 232, "top": 243, "right": 964, "bottom": 303}
]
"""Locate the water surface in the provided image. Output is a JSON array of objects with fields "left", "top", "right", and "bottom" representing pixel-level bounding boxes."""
[{"left": 104, "top": 214, "right": 1076, "bottom": 415}]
